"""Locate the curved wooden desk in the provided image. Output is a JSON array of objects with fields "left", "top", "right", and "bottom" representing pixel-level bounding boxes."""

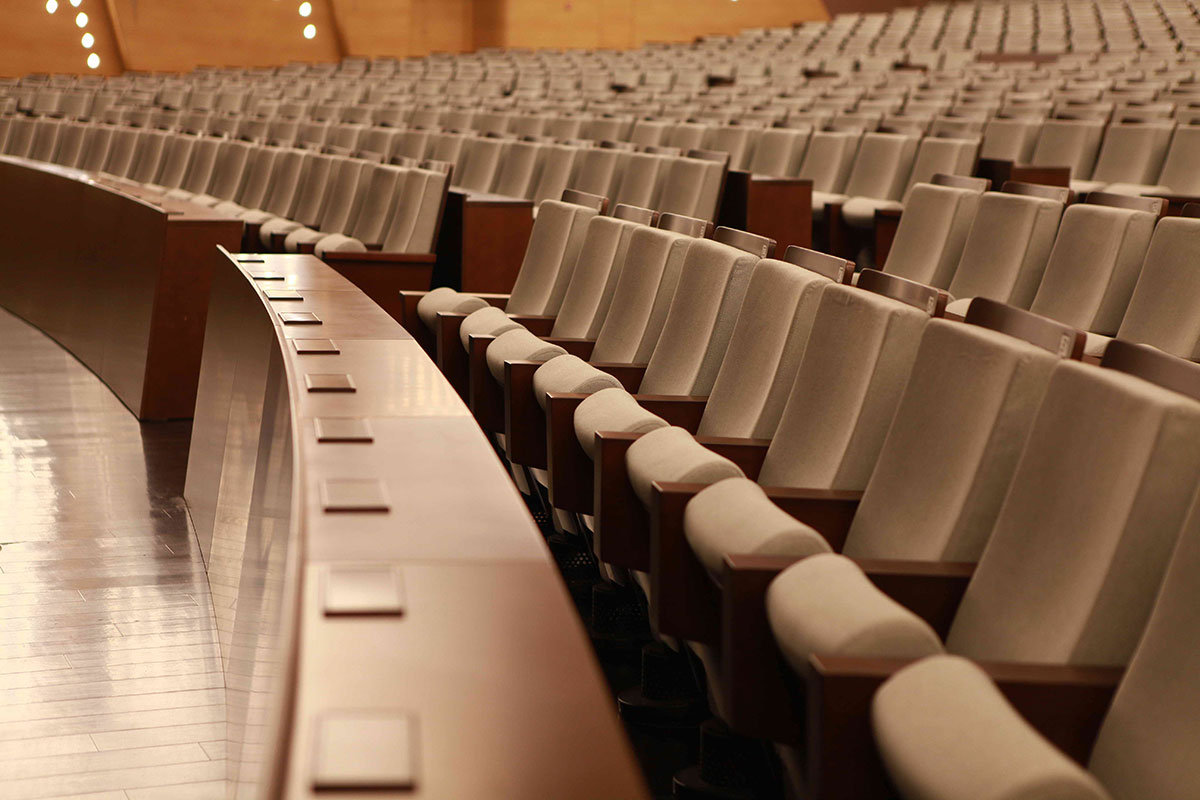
[
  {"left": 186, "top": 248, "right": 648, "bottom": 798},
  {"left": 0, "top": 156, "right": 242, "bottom": 420}
]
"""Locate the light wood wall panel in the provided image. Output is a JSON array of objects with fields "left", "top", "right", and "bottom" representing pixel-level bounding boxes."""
[
  {"left": 109, "top": 0, "right": 341, "bottom": 72},
  {"left": 0, "top": 0, "right": 123, "bottom": 78}
]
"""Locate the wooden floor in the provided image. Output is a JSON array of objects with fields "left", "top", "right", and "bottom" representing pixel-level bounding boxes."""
[{"left": 0, "top": 309, "right": 225, "bottom": 799}]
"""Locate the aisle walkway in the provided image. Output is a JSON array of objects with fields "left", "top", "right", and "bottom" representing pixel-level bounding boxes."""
[{"left": 0, "top": 309, "right": 225, "bottom": 799}]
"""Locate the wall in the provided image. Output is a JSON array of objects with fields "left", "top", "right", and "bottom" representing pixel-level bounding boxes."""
[
  {"left": 0, "top": 0, "right": 831, "bottom": 77},
  {"left": 490, "top": 0, "right": 829, "bottom": 51}
]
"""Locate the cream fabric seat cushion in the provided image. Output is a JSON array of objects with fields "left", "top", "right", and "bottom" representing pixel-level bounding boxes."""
[
  {"left": 313, "top": 233, "right": 367, "bottom": 256},
  {"left": 415, "top": 286, "right": 491, "bottom": 330},
  {"left": 458, "top": 305, "right": 524, "bottom": 349},
  {"left": 485, "top": 328, "right": 567, "bottom": 383},
  {"left": 811, "top": 190, "right": 850, "bottom": 220},
  {"left": 842, "top": 196, "right": 903, "bottom": 227},
  {"left": 258, "top": 215, "right": 305, "bottom": 247},
  {"left": 572, "top": 388, "right": 670, "bottom": 459},
  {"left": 872, "top": 655, "right": 1111, "bottom": 800},
  {"left": 766, "top": 554, "right": 944, "bottom": 672},
  {"left": 624, "top": 426, "right": 745, "bottom": 506},
  {"left": 685, "top": 478, "right": 833, "bottom": 577},
  {"left": 531, "top": 354, "right": 624, "bottom": 410},
  {"left": 1103, "top": 182, "right": 1169, "bottom": 197},
  {"left": 284, "top": 226, "right": 326, "bottom": 252}
]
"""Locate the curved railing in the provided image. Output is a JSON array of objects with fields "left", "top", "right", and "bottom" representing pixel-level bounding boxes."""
[{"left": 186, "top": 247, "right": 648, "bottom": 798}]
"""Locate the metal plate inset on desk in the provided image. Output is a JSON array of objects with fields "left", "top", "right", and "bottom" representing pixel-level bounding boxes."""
[
  {"left": 235, "top": 255, "right": 266, "bottom": 263},
  {"left": 314, "top": 418, "right": 374, "bottom": 442},
  {"left": 311, "top": 712, "right": 417, "bottom": 790},
  {"left": 305, "top": 373, "right": 356, "bottom": 393},
  {"left": 321, "top": 564, "right": 405, "bottom": 615},
  {"left": 248, "top": 270, "right": 285, "bottom": 280},
  {"left": 292, "top": 338, "right": 340, "bottom": 355},
  {"left": 321, "top": 478, "right": 390, "bottom": 512},
  {"left": 264, "top": 288, "right": 303, "bottom": 301},
  {"left": 279, "top": 311, "right": 321, "bottom": 325}
]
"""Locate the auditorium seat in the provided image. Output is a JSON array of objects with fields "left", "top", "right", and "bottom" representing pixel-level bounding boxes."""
[
  {"left": 873, "top": 468, "right": 1200, "bottom": 800},
  {"left": 256, "top": 151, "right": 339, "bottom": 246},
  {"left": 1069, "top": 117, "right": 1175, "bottom": 194},
  {"left": 813, "top": 131, "right": 919, "bottom": 221},
  {"left": 755, "top": 342, "right": 1200, "bottom": 798},
  {"left": 880, "top": 174, "right": 989, "bottom": 288},
  {"left": 1106, "top": 119, "right": 1200, "bottom": 196},
  {"left": 1028, "top": 115, "right": 1107, "bottom": 181},
  {"left": 945, "top": 182, "right": 1070, "bottom": 315},
  {"left": 1028, "top": 193, "right": 1161, "bottom": 335},
  {"left": 1083, "top": 211, "right": 1200, "bottom": 357}
]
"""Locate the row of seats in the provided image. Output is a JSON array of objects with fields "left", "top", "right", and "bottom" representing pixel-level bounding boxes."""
[{"left": 395, "top": 165, "right": 1200, "bottom": 798}]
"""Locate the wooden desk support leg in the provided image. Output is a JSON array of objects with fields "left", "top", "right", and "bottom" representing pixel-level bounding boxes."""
[
  {"left": 505, "top": 360, "right": 548, "bottom": 469},
  {"left": 435, "top": 313, "right": 471, "bottom": 399},
  {"left": 594, "top": 431, "right": 651, "bottom": 570},
  {"left": 547, "top": 393, "right": 593, "bottom": 514},
  {"left": 874, "top": 208, "right": 902, "bottom": 267},
  {"left": 826, "top": 201, "right": 851, "bottom": 259},
  {"left": 747, "top": 177, "right": 813, "bottom": 252},
  {"left": 461, "top": 199, "right": 535, "bottom": 293}
]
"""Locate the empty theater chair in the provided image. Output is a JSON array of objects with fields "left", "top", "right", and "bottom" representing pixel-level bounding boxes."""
[
  {"left": 280, "top": 156, "right": 374, "bottom": 251},
  {"left": 1028, "top": 115, "right": 1107, "bottom": 182},
  {"left": 655, "top": 149, "right": 730, "bottom": 221},
  {"left": 873, "top": 473, "right": 1200, "bottom": 800},
  {"left": 748, "top": 342, "right": 1200, "bottom": 799},
  {"left": 1106, "top": 119, "right": 1200, "bottom": 197},
  {"left": 585, "top": 270, "right": 943, "bottom": 578},
  {"left": 1028, "top": 193, "right": 1161, "bottom": 335},
  {"left": 101, "top": 126, "right": 142, "bottom": 177},
  {"left": 27, "top": 117, "right": 62, "bottom": 163},
  {"left": 841, "top": 134, "right": 980, "bottom": 229},
  {"left": 1083, "top": 210, "right": 1200, "bottom": 358},
  {"left": 795, "top": 128, "right": 863, "bottom": 210},
  {"left": 879, "top": 174, "right": 989, "bottom": 288},
  {"left": 166, "top": 138, "right": 251, "bottom": 203},
  {"left": 946, "top": 182, "right": 1071, "bottom": 315},
  {"left": 310, "top": 162, "right": 405, "bottom": 252},
  {"left": 747, "top": 126, "right": 810, "bottom": 177},
  {"left": 126, "top": 130, "right": 172, "bottom": 185},
  {"left": 408, "top": 190, "right": 605, "bottom": 358},
  {"left": 1069, "top": 117, "right": 1176, "bottom": 194},
  {"left": 51, "top": 121, "right": 89, "bottom": 167},
  {"left": 547, "top": 247, "right": 849, "bottom": 516},
  {"left": 813, "top": 131, "right": 919, "bottom": 222},
  {"left": 211, "top": 145, "right": 285, "bottom": 215},
  {"left": 256, "top": 151, "right": 340, "bottom": 247},
  {"left": 235, "top": 148, "right": 314, "bottom": 240}
]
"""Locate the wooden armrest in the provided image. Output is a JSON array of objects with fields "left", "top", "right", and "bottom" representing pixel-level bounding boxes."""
[
  {"left": 435, "top": 312, "right": 471, "bottom": 399},
  {"left": 505, "top": 360, "right": 548, "bottom": 468},
  {"left": 588, "top": 362, "right": 648, "bottom": 392},
  {"left": 243, "top": 221, "right": 263, "bottom": 253},
  {"left": 399, "top": 290, "right": 429, "bottom": 349},
  {"left": 546, "top": 392, "right": 595, "bottom": 514},
  {"left": 269, "top": 231, "right": 288, "bottom": 252},
  {"left": 543, "top": 337, "right": 596, "bottom": 359},
  {"left": 693, "top": 436, "right": 771, "bottom": 479},
  {"left": 298, "top": 241, "right": 317, "bottom": 255},
  {"left": 855, "top": 559, "right": 974, "bottom": 637},
  {"left": 1152, "top": 193, "right": 1200, "bottom": 215},
  {"left": 504, "top": 314, "right": 557, "bottom": 336},
  {"left": 631, "top": 395, "right": 708, "bottom": 432},
  {"left": 802, "top": 655, "right": 1122, "bottom": 800},
  {"left": 825, "top": 200, "right": 852, "bottom": 259},
  {"left": 467, "top": 334, "right": 504, "bottom": 433},
  {"left": 650, "top": 480, "right": 723, "bottom": 645},
  {"left": 761, "top": 487, "right": 863, "bottom": 551},
  {"left": 466, "top": 194, "right": 537, "bottom": 208},
  {"left": 594, "top": 430, "right": 652, "bottom": 569},
  {"left": 323, "top": 250, "right": 437, "bottom": 265},
  {"left": 1009, "top": 163, "right": 1072, "bottom": 187}
]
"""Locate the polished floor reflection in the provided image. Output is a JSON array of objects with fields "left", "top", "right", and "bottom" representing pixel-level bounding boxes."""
[{"left": 0, "top": 309, "right": 225, "bottom": 799}]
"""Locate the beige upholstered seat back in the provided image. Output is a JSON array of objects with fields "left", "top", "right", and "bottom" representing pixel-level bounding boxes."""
[
  {"left": 901, "top": 136, "right": 980, "bottom": 194},
  {"left": 842, "top": 132, "right": 921, "bottom": 201},
  {"left": 551, "top": 216, "right": 643, "bottom": 339},
  {"left": 206, "top": 140, "right": 254, "bottom": 201},
  {"left": 128, "top": 130, "right": 171, "bottom": 185},
  {"left": 1115, "top": 217, "right": 1200, "bottom": 359},
  {"left": 1030, "top": 117, "right": 1106, "bottom": 179},
  {"left": 946, "top": 361, "right": 1200, "bottom": 666},
  {"left": 502, "top": 199, "right": 600, "bottom": 316},
  {"left": 639, "top": 239, "right": 762, "bottom": 396},
  {"left": 156, "top": 134, "right": 199, "bottom": 189},
  {"left": 1090, "top": 120, "right": 1175, "bottom": 184},
  {"left": 980, "top": 116, "right": 1044, "bottom": 162},
  {"left": 1029, "top": 204, "right": 1157, "bottom": 334},
  {"left": 843, "top": 321, "right": 1060, "bottom": 562},
  {"left": 315, "top": 157, "right": 371, "bottom": 234},
  {"left": 757, "top": 285, "right": 932, "bottom": 489},
  {"left": 178, "top": 135, "right": 224, "bottom": 194},
  {"left": 261, "top": 148, "right": 311, "bottom": 218},
  {"left": 347, "top": 164, "right": 405, "bottom": 246},
  {"left": 531, "top": 144, "right": 582, "bottom": 207},
  {"left": 948, "top": 191, "right": 1066, "bottom": 309},
  {"left": 1088, "top": 490, "right": 1200, "bottom": 800},
  {"left": 406, "top": 167, "right": 449, "bottom": 254},
  {"left": 454, "top": 136, "right": 505, "bottom": 193},
  {"left": 797, "top": 129, "right": 863, "bottom": 193},
  {"left": 884, "top": 183, "right": 984, "bottom": 289},
  {"left": 697, "top": 259, "right": 835, "bottom": 439},
  {"left": 492, "top": 141, "right": 542, "bottom": 200},
  {"left": 590, "top": 228, "right": 697, "bottom": 363},
  {"left": 1153, "top": 124, "right": 1200, "bottom": 194},
  {"left": 748, "top": 127, "right": 810, "bottom": 178}
]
